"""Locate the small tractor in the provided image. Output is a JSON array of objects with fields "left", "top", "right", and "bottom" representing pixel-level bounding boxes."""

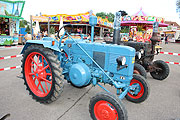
[
  {"left": 21, "top": 12, "right": 149, "bottom": 120},
  {"left": 107, "top": 14, "right": 169, "bottom": 81}
]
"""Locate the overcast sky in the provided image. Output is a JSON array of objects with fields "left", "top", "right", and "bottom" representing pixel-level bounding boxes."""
[{"left": 22, "top": 0, "right": 180, "bottom": 25}]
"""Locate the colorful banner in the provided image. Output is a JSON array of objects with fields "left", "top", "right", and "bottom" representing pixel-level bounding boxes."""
[
  {"left": 48, "top": 15, "right": 60, "bottom": 22},
  {"left": 97, "top": 17, "right": 113, "bottom": 27},
  {"left": 38, "top": 12, "right": 113, "bottom": 28},
  {"left": 121, "top": 15, "right": 165, "bottom": 23},
  {"left": 61, "top": 12, "right": 90, "bottom": 22}
]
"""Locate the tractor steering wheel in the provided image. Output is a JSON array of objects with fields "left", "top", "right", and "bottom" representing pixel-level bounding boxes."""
[{"left": 57, "top": 24, "right": 72, "bottom": 39}]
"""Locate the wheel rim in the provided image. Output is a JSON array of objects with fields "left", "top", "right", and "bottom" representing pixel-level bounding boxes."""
[
  {"left": 94, "top": 100, "right": 118, "bottom": 120},
  {"left": 133, "top": 69, "right": 140, "bottom": 74},
  {"left": 24, "top": 52, "right": 52, "bottom": 97},
  {"left": 127, "top": 79, "right": 144, "bottom": 99}
]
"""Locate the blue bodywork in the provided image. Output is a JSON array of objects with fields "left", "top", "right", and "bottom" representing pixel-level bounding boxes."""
[{"left": 21, "top": 14, "right": 137, "bottom": 100}]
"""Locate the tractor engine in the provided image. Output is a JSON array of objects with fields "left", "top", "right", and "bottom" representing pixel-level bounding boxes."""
[{"left": 62, "top": 39, "right": 135, "bottom": 87}]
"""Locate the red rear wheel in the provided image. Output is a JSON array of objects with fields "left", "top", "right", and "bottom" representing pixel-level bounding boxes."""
[
  {"left": 25, "top": 52, "right": 52, "bottom": 97},
  {"left": 22, "top": 45, "right": 64, "bottom": 103}
]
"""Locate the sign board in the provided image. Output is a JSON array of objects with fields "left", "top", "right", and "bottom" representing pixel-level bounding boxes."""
[{"left": 0, "top": 0, "right": 25, "bottom": 17}]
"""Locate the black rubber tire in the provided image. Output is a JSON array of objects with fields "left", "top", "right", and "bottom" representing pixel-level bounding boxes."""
[
  {"left": 21, "top": 45, "right": 64, "bottom": 104},
  {"left": 134, "top": 63, "right": 147, "bottom": 78},
  {"left": 89, "top": 92, "right": 128, "bottom": 120},
  {"left": 150, "top": 60, "right": 170, "bottom": 80},
  {"left": 125, "top": 74, "right": 150, "bottom": 103}
]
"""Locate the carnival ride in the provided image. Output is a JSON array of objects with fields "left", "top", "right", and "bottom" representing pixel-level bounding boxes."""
[{"left": 121, "top": 8, "right": 168, "bottom": 42}]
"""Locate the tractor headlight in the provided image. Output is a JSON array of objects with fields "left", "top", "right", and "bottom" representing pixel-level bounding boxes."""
[
  {"left": 135, "top": 52, "right": 141, "bottom": 59},
  {"left": 116, "top": 56, "right": 126, "bottom": 66}
]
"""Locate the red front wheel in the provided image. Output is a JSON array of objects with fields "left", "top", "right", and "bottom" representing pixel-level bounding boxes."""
[
  {"left": 126, "top": 74, "right": 149, "bottom": 103},
  {"left": 89, "top": 92, "right": 127, "bottom": 120},
  {"left": 22, "top": 45, "right": 64, "bottom": 103}
]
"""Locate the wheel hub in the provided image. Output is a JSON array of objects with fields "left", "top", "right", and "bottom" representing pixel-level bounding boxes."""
[
  {"left": 101, "top": 109, "right": 110, "bottom": 119},
  {"left": 94, "top": 100, "right": 118, "bottom": 120},
  {"left": 127, "top": 79, "right": 144, "bottom": 99}
]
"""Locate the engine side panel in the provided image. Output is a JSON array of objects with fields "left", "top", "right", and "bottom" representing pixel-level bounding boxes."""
[{"left": 63, "top": 39, "right": 135, "bottom": 78}]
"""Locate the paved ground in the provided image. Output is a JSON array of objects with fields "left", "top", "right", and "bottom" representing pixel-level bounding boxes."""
[{"left": 0, "top": 42, "right": 180, "bottom": 120}]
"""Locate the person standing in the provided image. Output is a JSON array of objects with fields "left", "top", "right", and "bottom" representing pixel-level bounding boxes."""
[{"left": 165, "top": 34, "right": 169, "bottom": 44}]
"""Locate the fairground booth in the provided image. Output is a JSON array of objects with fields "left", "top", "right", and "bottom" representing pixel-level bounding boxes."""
[
  {"left": 0, "top": 0, "right": 25, "bottom": 45},
  {"left": 32, "top": 12, "right": 113, "bottom": 39},
  {"left": 120, "top": 8, "right": 168, "bottom": 42}
]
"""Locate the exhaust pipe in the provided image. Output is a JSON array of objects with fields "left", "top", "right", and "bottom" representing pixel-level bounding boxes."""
[{"left": 113, "top": 12, "right": 121, "bottom": 44}]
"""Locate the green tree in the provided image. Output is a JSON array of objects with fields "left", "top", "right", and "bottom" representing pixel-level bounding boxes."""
[
  {"left": 19, "top": 20, "right": 30, "bottom": 28},
  {"left": 121, "top": 26, "right": 130, "bottom": 33},
  {"left": 107, "top": 13, "right": 115, "bottom": 22},
  {"left": 96, "top": 12, "right": 114, "bottom": 22},
  {"left": 49, "top": 26, "right": 55, "bottom": 34},
  {"left": 20, "top": 21, "right": 25, "bottom": 28},
  {"left": 96, "top": 12, "right": 107, "bottom": 19},
  {"left": 25, "top": 25, "right": 31, "bottom": 34}
]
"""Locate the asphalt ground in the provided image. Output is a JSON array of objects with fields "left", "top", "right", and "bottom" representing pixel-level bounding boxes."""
[{"left": 0, "top": 42, "right": 180, "bottom": 120}]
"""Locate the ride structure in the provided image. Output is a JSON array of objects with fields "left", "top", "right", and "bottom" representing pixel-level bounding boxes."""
[
  {"left": 121, "top": 8, "right": 168, "bottom": 42},
  {"left": 21, "top": 12, "right": 149, "bottom": 120}
]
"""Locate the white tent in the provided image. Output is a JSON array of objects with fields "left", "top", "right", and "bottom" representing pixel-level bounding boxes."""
[
  {"left": 34, "top": 20, "right": 40, "bottom": 35},
  {"left": 59, "top": 16, "right": 64, "bottom": 36}
]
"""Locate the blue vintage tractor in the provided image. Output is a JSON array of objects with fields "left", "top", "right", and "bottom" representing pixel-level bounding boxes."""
[{"left": 21, "top": 12, "right": 149, "bottom": 120}]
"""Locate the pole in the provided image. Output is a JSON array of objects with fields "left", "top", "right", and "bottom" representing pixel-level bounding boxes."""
[
  {"left": 91, "top": 25, "right": 94, "bottom": 42},
  {"left": 30, "top": 15, "right": 33, "bottom": 40},
  {"left": 86, "top": 25, "right": 88, "bottom": 35},
  {"left": 48, "top": 17, "right": 50, "bottom": 37}
]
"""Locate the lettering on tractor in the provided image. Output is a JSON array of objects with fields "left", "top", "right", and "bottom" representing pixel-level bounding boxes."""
[{"left": 21, "top": 12, "right": 149, "bottom": 120}]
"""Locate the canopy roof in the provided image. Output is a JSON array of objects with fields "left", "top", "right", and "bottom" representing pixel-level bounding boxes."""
[
  {"left": 133, "top": 8, "right": 147, "bottom": 16},
  {"left": 33, "top": 12, "right": 113, "bottom": 29},
  {"left": 121, "top": 8, "right": 168, "bottom": 27}
]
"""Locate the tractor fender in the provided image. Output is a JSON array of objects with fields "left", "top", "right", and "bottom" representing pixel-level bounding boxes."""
[{"left": 21, "top": 39, "right": 61, "bottom": 54}]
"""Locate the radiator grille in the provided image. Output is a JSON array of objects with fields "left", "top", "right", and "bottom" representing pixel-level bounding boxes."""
[{"left": 93, "top": 51, "right": 105, "bottom": 69}]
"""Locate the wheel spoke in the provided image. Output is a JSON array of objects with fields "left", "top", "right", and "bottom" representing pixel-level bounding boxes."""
[
  {"left": 39, "top": 65, "right": 49, "bottom": 73},
  {"left": 39, "top": 82, "right": 46, "bottom": 93},
  {"left": 36, "top": 81, "right": 40, "bottom": 90},
  {"left": 39, "top": 76, "right": 52, "bottom": 84},
  {"left": 46, "top": 73, "right": 52, "bottom": 76},
  {"left": 45, "top": 82, "right": 49, "bottom": 93},
  {"left": 33, "top": 76, "right": 37, "bottom": 82},
  {"left": 31, "top": 65, "right": 36, "bottom": 73},
  {"left": 29, "top": 73, "right": 35, "bottom": 76},
  {"left": 37, "top": 55, "right": 40, "bottom": 65},
  {"left": 30, "top": 57, "right": 38, "bottom": 66},
  {"left": 42, "top": 56, "right": 44, "bottom": 67}
]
